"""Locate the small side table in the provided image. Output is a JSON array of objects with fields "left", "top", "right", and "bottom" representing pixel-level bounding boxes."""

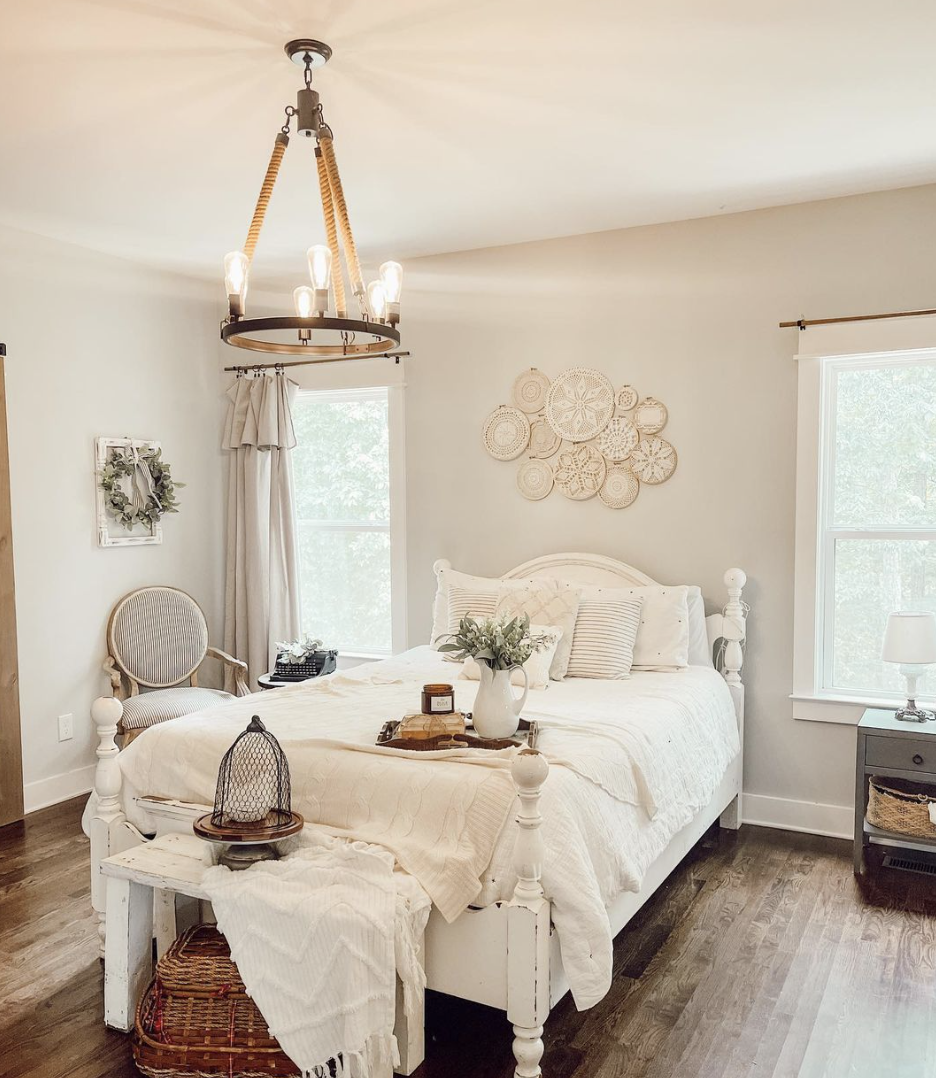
[
  {"left": 258, "top": 673, "right": 315, "bottom": 690},
  {"left": 855, "top": 707, "right": 936, "bottom": 874}
]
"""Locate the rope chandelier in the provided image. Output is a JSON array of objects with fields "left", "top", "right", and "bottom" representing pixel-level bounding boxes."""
[{"left": 221, "top": 40, "right": 402, "bottom": 361}]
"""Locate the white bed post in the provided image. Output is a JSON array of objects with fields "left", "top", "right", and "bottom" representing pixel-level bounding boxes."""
[
  {"left": 716, "top": 568, "right": 746, "bottom": 830},
  {"left": 508, "top": 749, "right": 551, "bottom": 1078},
  {"left": 89, "top": 696, "right": 130, "bottom": 955}
]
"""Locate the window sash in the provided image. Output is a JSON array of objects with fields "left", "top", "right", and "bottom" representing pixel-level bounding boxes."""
[
  {"left": 816, "top": 351, "right": 936, "bottom": 697},
  {"left": 292, "top": 384, "right": 403, "bottom": 657}
]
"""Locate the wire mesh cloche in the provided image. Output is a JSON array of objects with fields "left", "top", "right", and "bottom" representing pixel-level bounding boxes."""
[{"left": 212, "top": 715, "right": 293, "bottom": 829}]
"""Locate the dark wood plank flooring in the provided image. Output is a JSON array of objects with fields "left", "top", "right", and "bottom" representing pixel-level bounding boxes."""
[{"left": 2, "top": 798, "right": 934, "bottom": 1078}]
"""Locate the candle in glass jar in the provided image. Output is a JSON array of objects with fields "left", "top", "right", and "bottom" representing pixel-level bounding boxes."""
[{"left": 421, "top": 683, "right": 454, "bottom": 714}]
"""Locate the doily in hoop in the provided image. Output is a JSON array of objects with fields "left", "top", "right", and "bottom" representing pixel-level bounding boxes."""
[
  {"left": 512, "top": 369, "right": 551, "bottom": 414},
  {"left": 630, "top": 437, "right": 677, "bottom": 484},
  {"left": 553, "top": 443, "right": 607, "bottom": 500},
  {"left": 482, "top": 406, "right": 530, "bottom": 461},
  {"left": 616, "top": 385, "right": 638, "bottom": 411},
  {"left": 528, "top": 418, "right": 560, "bottom": 458},
  {"left": 633, "top": 397, "right": 668, "bottom": 435},
  {"left": 597, "top": 416, "right": 639, "bottom": 461},
  {"left": 517, "top": 458, "right": 554, "bottom": 501},
  {"left": 599, "top": 464, "right": 640, "bottom": 509},
  {"left": 545, "top": 368, "right": 615, "bottom": 442}
]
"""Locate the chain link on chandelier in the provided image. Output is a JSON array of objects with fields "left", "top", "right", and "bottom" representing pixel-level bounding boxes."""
[{"left": 220, "top": 40, "right": 402, "bottom": 361}]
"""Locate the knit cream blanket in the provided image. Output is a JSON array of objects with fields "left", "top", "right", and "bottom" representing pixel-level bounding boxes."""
[{"left": 202, "top": 832, "right": 431, "bottom": 1078}]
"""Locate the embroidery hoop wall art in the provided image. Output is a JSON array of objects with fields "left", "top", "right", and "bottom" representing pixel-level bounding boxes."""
[
  {"left": 95, "top": 436, "right": 182, "bottom": 547},
  {"left": 482, "top": 368, "right": 676, "bottom": 510}
]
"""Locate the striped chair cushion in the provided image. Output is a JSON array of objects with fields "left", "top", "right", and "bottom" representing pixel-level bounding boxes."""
[
  {"left": 110, "top": 587, "right": 209, "bottom": 687},
  {"left": 119, "top": 687, "right": 234, "bottom": 730},
  {"left": 567, "top": 597, "right": 644, "bottom": 679}
]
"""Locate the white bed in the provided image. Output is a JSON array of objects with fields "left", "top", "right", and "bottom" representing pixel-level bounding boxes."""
[{"left": 86, "top": 552, "right": 748, "bottom": 1078}]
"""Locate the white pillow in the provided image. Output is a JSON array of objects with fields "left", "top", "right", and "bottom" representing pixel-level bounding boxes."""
[
  {"left": 686, "top": 586, "right": 713, "bottom": 667},
  {"left": 576, "top": 583, "right": 690, "bottom": 670},
  {"left": 495, "top": 580, "right": 582, "bottom": 680},
  {"left": 567, "top": 597, "right": 643, "bottom": 679},
  {"left": 430, "top": 565, "right": 502, "bottom": 648},
  {"left": 460, "top": 625, "right": 563, "bottom": 690}
]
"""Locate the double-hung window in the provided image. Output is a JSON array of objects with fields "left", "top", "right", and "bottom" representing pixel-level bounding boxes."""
[
  {"left": 291, "top": 384, "right": 406, "bottom": 658},
  {"left": 794, "top": 334, "right": 936, "bottom": 720}
]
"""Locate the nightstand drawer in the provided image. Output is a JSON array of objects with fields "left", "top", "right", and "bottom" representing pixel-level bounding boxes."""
[{"left": 866, "top": 735, "right": 936, "bottom": 775}]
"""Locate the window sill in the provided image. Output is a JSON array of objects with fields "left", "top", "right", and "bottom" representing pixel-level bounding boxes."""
[{"left": 791, "top": 693, "right": 907, "bottom": 726}]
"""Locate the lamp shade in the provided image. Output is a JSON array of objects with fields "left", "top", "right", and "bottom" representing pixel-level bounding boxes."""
[{"left": 882, "top": 612, "right": 936, "bottom": 664}]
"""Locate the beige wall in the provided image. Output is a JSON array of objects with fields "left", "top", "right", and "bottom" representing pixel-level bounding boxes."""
[
  {"left": 401, "top": 183, "right": 936, "bottom": 823},
  {"left": 0, "top": 224, "right": 225, "bottom": 810}
]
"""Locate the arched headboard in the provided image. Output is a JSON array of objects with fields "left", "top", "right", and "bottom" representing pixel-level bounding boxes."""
[
  {"left": 502, "top": 552, "right": 656, "bottom": 588},
  {"left": 433, "top": 552, "right": 747, "bottom": 730}
]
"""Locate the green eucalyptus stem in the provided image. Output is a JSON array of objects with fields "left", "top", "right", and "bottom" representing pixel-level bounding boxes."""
[{"left": 437, "top": 613, "right": 548, "bottom": 671}]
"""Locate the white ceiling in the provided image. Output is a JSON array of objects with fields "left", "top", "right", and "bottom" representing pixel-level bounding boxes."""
[{"left": 3, "top": 0, "right": 936, "bottom": 289}]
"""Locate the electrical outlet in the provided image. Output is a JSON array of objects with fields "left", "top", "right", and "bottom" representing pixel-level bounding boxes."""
[{"left": 57, "top": 713, "right": 73, "bottom": 742}]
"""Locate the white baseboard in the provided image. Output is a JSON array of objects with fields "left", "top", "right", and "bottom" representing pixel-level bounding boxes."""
[
  {"left": 742, "top": 792, "right": 853, "bottom": 840},
  {"left": 24, "top": 764, "right": 95, "bottom": 815}
]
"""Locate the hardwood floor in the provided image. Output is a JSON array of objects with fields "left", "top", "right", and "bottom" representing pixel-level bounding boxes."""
[{"left": 2, "top": 798, "right": 935, "bottom": 1078}]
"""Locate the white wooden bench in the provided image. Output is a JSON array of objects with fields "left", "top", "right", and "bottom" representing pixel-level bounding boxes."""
[{"left": 100, "top": 833, "right": 425, "bottom": 1074}]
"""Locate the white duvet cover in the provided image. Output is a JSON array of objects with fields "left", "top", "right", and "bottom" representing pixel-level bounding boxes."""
[{"left": 112, "top": 647, "right": 739, "bottom": 1009}]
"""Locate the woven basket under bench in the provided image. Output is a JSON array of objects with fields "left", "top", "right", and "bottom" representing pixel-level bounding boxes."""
[
  {"left": 133, "top": 924, "right": 299, "bottom": 1078},
  {"left": 867, "top": 775, "right": 936, "bottom": 840}
]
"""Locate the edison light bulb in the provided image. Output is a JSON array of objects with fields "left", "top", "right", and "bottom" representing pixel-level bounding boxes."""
[
  {"left": 307, "top": 245, "right": 332, "bottom": 290},
  {"left": 367, "top": 281, "right": 387, "bottom": 322},
  {"left": 306, "top": 245, "right": 331, "bottom": 315},
  {"left": 379, "top": 261, "right": 403, "bottom": 303},
  {"left": 223, "top": 251, "right": 249, "bottom": 317},
  {"left": 293, "top": 286, "right": 315, "bottom": 318},
  {"left": 379, "top": 261, "right": 402, "bottom": 325}
]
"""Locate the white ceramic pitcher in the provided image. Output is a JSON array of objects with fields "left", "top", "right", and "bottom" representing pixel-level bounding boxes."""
[{"left": 473, "top": 663, "right": 528, "bottom": 739}]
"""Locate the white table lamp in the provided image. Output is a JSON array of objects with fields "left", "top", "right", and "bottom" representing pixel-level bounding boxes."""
[{"left": 882, "top": 611, "right": 936, "bottom": 722}]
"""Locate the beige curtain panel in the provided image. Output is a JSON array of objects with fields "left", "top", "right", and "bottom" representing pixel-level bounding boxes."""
[{"left": 222, "top": 373, "right": 300, "bottom": 689}]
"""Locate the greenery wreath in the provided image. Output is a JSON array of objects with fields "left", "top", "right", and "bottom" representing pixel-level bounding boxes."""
[{"left": 99, "top": 446, "right": 183, "bottom": 531}]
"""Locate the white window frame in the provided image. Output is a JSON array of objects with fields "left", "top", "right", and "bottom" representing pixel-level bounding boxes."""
[
  {"left": 289, "top": 359, "right": 407, "bottom": 661},
  {"left": 792, "top": 317, "right": 936, "bottom": 725}
]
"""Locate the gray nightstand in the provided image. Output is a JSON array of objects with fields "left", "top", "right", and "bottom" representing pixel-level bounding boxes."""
[{"left": 855, "top": 707, "right": 936, "bottom": 873}]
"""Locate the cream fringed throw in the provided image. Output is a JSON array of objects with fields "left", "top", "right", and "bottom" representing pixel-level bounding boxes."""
[{"left": 202, "top": 833, "right": 430, "bottom": 1078}]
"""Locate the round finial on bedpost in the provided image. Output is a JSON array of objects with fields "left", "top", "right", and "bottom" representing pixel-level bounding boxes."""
[
  {"left": 512, "top": 747, "right": 549, "bottom": 793},
  {"left": 432, "top": 558, "right": 452, "bottom": 577},
  {"left": 724, "top": 567, "right": 746, "bottom": 593}
]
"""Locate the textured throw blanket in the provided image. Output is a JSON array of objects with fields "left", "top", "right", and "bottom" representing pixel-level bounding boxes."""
[{"left": 202, "top": 832, "right": 430, "bottom": 1078}]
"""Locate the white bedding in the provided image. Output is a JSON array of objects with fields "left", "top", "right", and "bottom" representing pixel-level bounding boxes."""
[{"left": 110, "top": 646, "right": 739, "bottom": 1009}]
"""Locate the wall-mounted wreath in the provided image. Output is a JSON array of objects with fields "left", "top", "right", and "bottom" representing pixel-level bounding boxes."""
[{"left": 95, "top": 438, "right": 183, "bottom": 546}]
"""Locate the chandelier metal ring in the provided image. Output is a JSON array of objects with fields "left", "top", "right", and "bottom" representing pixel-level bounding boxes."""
[{"left": 221, "top": 316, "right": 400, "bottom": 358}]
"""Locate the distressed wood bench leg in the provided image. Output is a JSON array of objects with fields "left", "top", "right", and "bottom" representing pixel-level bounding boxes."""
[
  {"left": 104, "top": 876, "right": 154, "bottom": 1031},
  {"left": 393, "top": 963, "right": 425, "bottom": 1074},
  {"left": 508, "top": 750, "right": 551, "bottom": 1078}
]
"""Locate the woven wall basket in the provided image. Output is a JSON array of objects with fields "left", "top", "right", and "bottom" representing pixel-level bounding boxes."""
[{"left": 867, "top": 775, "right": 936, "bottom": 839}]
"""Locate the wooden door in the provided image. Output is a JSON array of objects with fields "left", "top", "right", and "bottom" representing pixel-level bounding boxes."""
[{"left": 0, "top": 344, "right": 23, "bottom": 827}]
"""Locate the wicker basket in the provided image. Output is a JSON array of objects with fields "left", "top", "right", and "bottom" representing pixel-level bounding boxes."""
[
  {"left": 867, "top": 775, "right": 936, "bottom": 839},
  {"left": 132, "top": 925, "right": 299, "bottom": 1078}
]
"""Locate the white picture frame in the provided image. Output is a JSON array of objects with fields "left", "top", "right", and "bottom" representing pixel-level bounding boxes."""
[{"left": 95, "top": 436, "right": 164, "bottom": 548}]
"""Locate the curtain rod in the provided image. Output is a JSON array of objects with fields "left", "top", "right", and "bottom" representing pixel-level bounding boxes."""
[
  {"left": 223, "top": 351, "right": 409, "bottom": 373},
  {"left": 779, "top": 308, "right": 936, "bottom": 330}
]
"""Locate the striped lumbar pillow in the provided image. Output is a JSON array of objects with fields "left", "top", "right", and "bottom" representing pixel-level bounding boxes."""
[{"left": 566, "top": 596, "right": 644, "bottom": 679}]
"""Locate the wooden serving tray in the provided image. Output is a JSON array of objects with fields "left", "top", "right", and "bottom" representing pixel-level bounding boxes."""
[{"left": 377, "top": 717, "right": 538, "bottom": 752}]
